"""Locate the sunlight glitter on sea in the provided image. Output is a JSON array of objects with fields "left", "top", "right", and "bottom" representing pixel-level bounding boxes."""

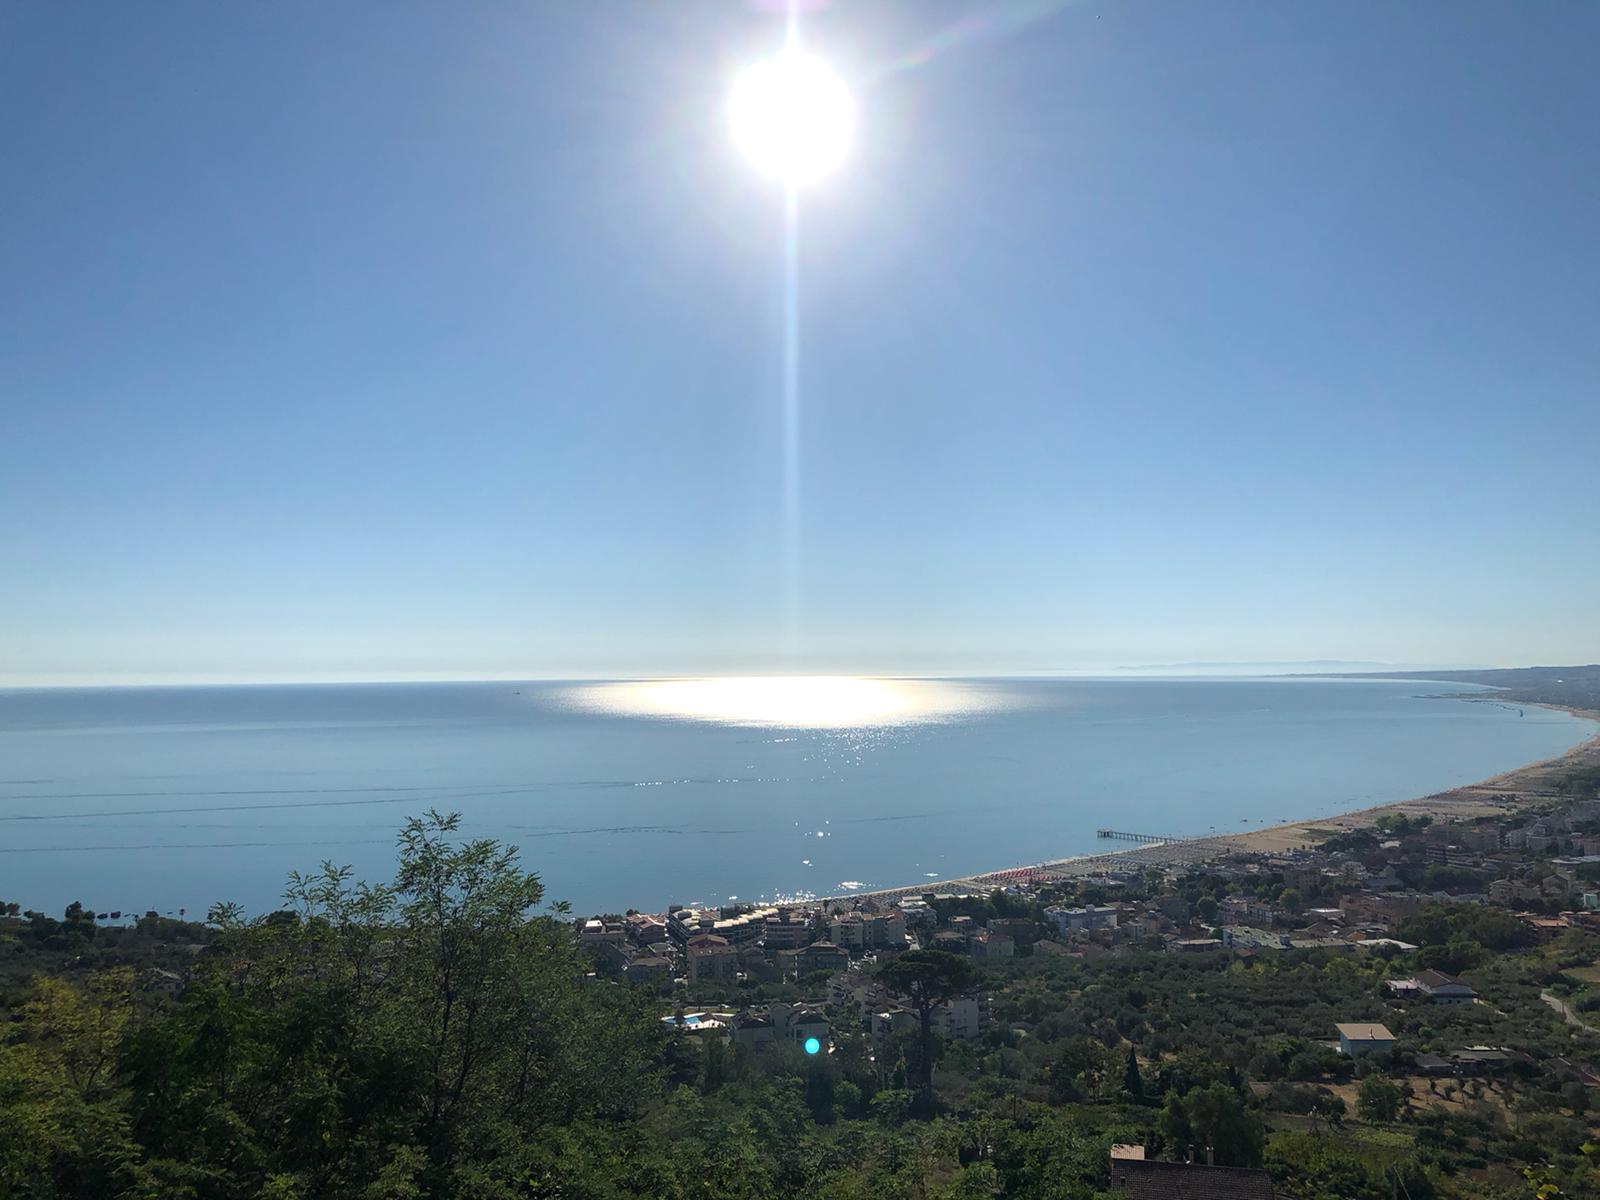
[{"left": 559, "top": 676, "right": 1020, "bottom": 729}]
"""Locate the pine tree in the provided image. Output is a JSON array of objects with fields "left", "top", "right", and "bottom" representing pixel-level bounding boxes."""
[{"left": 1123, "top": 1045, "right": 1145, "bottom": 1102}]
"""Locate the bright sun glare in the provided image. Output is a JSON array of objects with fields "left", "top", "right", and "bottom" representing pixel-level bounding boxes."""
[
  {"left": 728, "top": 48, "right": 855, "bottom": 186},
  {"left": 565, "top": 677, "right": 1009, "bottom": 729}
]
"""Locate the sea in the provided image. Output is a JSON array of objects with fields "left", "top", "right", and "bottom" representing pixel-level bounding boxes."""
[{"left": 0, "top": 678, "right": 1592, "bottom": 919}]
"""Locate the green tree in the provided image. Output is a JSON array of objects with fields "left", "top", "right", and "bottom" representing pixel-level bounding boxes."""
[
  {"left": 1159, "top": 1089, "right": 1192, "bottom": 1156},
  {"left": 1357, "top": 1072, "right": 1403, "bottom": 1123},
  {"left": 60, "top": 900, "right": 97, "bottom": 941},
  {"left": 0, "top": 970, "right": 145, "bottom": 1200},
  {"left": 1159, "top": 1083, "right": 1263, "bottom": 1167},
  {"left": 878, "top": 949, "right": 979, "bottom": 1113},
  {"left": 1123, "top": 1045, "right": 1145, "bottom": 1102},
  {"left": 121, "top": 811, "right": 664, "bottom": 1197},
  {"left": 1184, "top": 1082, "right": 1264, "bottom": 1167}
]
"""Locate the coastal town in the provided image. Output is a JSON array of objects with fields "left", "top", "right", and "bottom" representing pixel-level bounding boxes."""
[
  {"left": 5, "top": 676, "right": 1599, "bottom": 1198},
  {"left": 546, "top": 717, "right": 1600, "bottom": 1197},
  {"left": 582, "top": 773, "right": 1600, "bottom": 1040},
  {"left": 580, "top": 711, "right": 1600, "bottom": 1013},
  {"left": 6, "top": 733, "right": 1600, "bottom": 1198}
]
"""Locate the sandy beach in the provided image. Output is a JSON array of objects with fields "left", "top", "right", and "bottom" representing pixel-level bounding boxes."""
[
  {"left": 835, "top": 701, "right": 1600, "bottom": 904},
  {"left": 1215, "top": 701, "right": 1600, "bottom": 856}
]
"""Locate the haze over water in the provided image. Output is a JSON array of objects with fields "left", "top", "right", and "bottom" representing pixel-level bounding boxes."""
[{"left": 0, "top": 678, "right": 1591, "bottom": 918}]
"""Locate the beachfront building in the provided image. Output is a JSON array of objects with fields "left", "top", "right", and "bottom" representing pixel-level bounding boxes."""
[
  {"left": 1335, "top": 1022, "right": 1396, "bottom": 1056},
  {"left": 761, "top": 907, "right": 814, "bottom": 950},
  {"left": 667, "top": 905, "right": 769, "bottom": 947}
]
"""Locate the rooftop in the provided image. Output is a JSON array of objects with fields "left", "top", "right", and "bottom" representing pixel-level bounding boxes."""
[
  {"left": 1413, "top": 968, "right": 1469, "bottom": 990},
  {"left": 1335, "top": 1022, "right": 1394, "bottom": 1041}
]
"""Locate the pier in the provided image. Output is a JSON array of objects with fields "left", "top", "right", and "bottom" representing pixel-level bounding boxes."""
[{"left": 1095, "top": 828, "right": 1184, "bottom": 845}]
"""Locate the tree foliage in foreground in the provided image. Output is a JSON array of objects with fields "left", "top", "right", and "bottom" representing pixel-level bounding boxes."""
[
  {"left": 10, "top": 815, "right": 1600, "bottom": 1199},
  {"left": 3, "top": 812, "right": 664, "bottom": 1199}
]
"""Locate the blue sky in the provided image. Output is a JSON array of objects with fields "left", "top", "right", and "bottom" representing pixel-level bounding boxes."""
[{"left": 2, "top": 1, "right": 1597, "bottom": 683}]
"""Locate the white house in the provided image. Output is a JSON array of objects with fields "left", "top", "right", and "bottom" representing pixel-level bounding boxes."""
[{"left": 1335, "top": 1022, "right": 1395, "bottom": 1056}]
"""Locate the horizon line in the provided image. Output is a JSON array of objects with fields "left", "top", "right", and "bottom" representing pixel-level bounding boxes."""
[{"left": 0, "top": 662, "right": 1534, "bottom": 690}]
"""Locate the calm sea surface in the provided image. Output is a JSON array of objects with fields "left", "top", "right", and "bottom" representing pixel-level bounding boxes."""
[{"left": 0, "top": 679, "right": 1592, "bottom": 918}]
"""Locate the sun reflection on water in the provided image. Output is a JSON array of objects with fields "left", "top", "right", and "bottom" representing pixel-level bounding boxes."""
[{"left": 563, "top": 676, "right": 1013, "bottom": 729}]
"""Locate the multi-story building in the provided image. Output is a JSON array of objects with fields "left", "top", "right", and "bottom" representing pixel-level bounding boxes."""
[
  {"left": 933, "top": 995, "right": 986, "bottom": 1041},
  {"left": 626, "top": 913, "right": 667, "bottom": 945},
  {"left": 761, "top": 907, "right": 815, "bottom": 951},
  {"left": 1045, "top": 904, "right": 1119, "bottom": 938},
  {"left": 829, "top": 910, "right": 907, "bottom": 951},
  {"left": 1490, "top": 878, "right": 1545, "bottom": 905},
  {"left": 578, "top": 918, "right": 626, "bottom": 948},
  {"left": 668, "top": 906, "right": 769, "bottom": 946},
  {"left": 969, "top": 932, "right": 1014, "bottom": 959},
  {"left": 686, "top": 934, "right": 740, "bottom": 983},
  {"left": 1218, "top": 896, "right": 1276, "bottom": 927},
  {"left": 785, "top": 941, "right": 850, "bottom": 975}
]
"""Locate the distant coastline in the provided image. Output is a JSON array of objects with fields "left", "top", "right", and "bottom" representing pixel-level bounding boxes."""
[
  {"left": 830, "top": 689, "right": 1600, "bottom": 905},
  {"left": 3, "top": 673, "right": 1593, "bottom": 918}
]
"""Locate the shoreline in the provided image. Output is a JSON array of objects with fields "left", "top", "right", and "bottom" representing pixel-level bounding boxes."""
[{"left": 828, "top": 698, "right": 1600, "bottom": 906}]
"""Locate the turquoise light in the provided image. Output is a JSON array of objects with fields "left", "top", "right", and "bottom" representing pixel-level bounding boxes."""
[{"left": 804, "top": 1036, "right": 822, "bottom": 1055}]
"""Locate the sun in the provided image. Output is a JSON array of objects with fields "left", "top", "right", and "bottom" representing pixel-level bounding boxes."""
[{"left": 728, "top": 48, "right": 855, "bottom": 187}]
